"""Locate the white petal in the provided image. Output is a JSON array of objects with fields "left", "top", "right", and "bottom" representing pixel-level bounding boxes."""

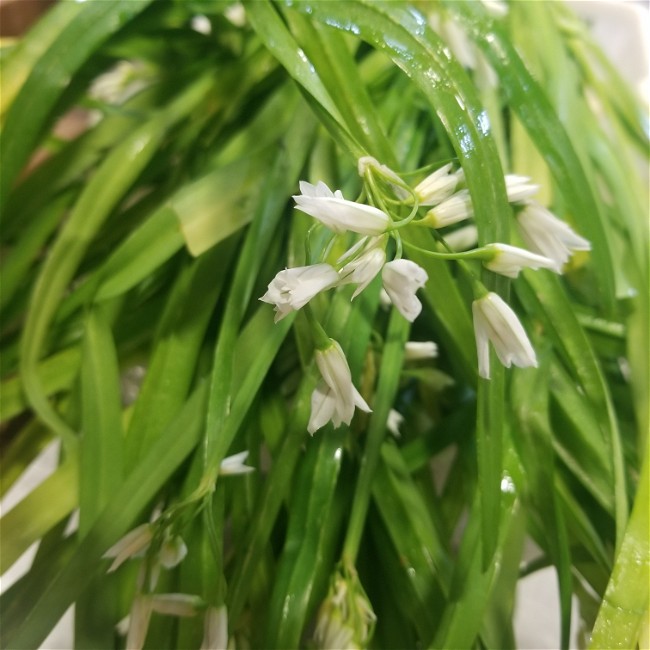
[
  {"left": 381, "top": 260, "right": 428, "bottom": 322},
  {"left": 483, "top": 243, "right": 560, "bottom": 278},
  {"left": 150, "top": 593, "right": 202, "bottom": 617},
  {"left": 126, "top": 595, "right": 153, "bottom": 650},
  {"left": 200, "top": 605, "right": 228, "bottom": 650},
  {"left": 404, "top": 341, "right": 438, "bottom": 361},
  {"left": 103, "top": 524, "right": 153, "bottom": 573},
  {"left": 387, "top": 409, "right": 404, "bottom": 438},
  {"left": 504, "top": 174, "right": 539, "bottom": 203},
  {"left": 427, "top": 190, "right": 473, "bottom": 227},
  {"left": 220, "top": 450, "right": 255, "bottom": 475},
  {"left": 308, "top": 383, "right": 338, "bottom": 435},
  {"left": 159, "top": 536, "right": 187, "bottom": 569}
]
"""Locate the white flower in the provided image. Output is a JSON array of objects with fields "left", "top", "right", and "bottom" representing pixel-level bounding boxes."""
[
  {"left": 158, "top": 535, "right": 188, "bottom": 569},
  {"left": 126, "top": 595, "right": 153, "bottom": 650},
  {"left": 425, "top": 189, "right": 473, "bottom": 227},
  {"left": 443, "top": 224, "right": 478, "bottom": 251},
  {"left": 472, "top": 292, "right": 537, "bottom": 379},
  {"left": 414, "top": 163, "right": 462, "bottom": 206},
  {"left": 293, "top": 181, "right": 390, "bottom": 235},
  {"left": 150, "top": 593, "right": 202, "bottom": 617},
  {"left": 338, "top": 240, "right": 387, "bottom": 299},
  {"left": 260, "top": 263, "right": 339, "bottom": 322},
  {"left": 308, "top": 340, "right": 371, "bottom": 434},
  {"left": 505, "top": 174, "right": 539, "bottom": 203},
  {"left": 516, "top": 202, "right": 591, "bottom": 268},
  {"left": 219, "top": 450, "right": 255, "bottom": 475},
  {"left": 200, "top": 605, "right": 228, "bottom": 650},
  {"left": 404, "top": 341, "right": 438, "bottom": 361},
  {"left": 483, "top": 243, "right": 560, "bottom": 277},
  {"left": 103, "top": 524, "right": 153, "bottom": 573},
  {"left": 387, "top": 409, "right": 404, "bottom": 438},
  {"left": 381, "top": 259, "right": 428, "bottom": 322}
]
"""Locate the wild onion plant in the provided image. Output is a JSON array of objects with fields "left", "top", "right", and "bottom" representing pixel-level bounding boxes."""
[{"left": 1, "top": 1, "right": 648, "bottom": 648}]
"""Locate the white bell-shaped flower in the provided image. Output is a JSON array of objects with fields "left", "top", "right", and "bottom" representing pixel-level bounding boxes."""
[
  {"left": 294, "top": 181, "right": 390, "bottom": 235},
  {"left": 483, "top": 243, "right": 560, "bottom": 278},
  {"left": 425, "top": 189, "right": 473, "bottom": 228},
  {"left": 260, "top": 263, "right": 339, "bottom": 322},
  {"left": 404, "top": 341, "right": 438, "bottom": 361},
  {"left": 200, "top": 605, "right": 228, "bottom": 650},
  {"left": 504, "top": 174, "right": 539, "bottom": 203},
  {"left": 414, "top": 163, "right": 462, "bottom": 206},
  {"left": 381, "top": 259, "right": 428, "bottom": 322},
  {"left": 338, "top": 239, "right": 387, "bottom": 299},
  {"left": 308, "top": 340, "right": 371, "bottom": 434},
  {"left": 516, "top": 202, "right": 591, "bottom": 268},
  {"left": 472, "top": 292, "right": 537, "bottom": 379},
  {"left": 103, "top": 524, "right": 153, "bottom": 573}
]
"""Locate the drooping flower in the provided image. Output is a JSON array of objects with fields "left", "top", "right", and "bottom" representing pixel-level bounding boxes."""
[
  {"left": 219, "top": 450, "right": 255, "bottom": 475},
  {"left": 424, "top": 189, "right": 473, "bottom": 227},
  {"left": 293, "top": 181, "right": 390, "bottom": 235},
  {"left": 472, "top": 292, "right": 537, "bottom": 379},
  {"left": 516, "top": 202, "right": 591, "bottom": 268},
  {"left": 126, "top": 595, "right": 154, "bottom": 650},
  {"left": 158, "top": 535, "right": 188, "bottom": 569},
  {"left": 260, "top": 263, "right": 339, "bottom": 322},
  {"left": 381, "top": 259, "right": 428, "bottom": 322},
  {"left": 414, "top": 163, "right": 462, "bottom": 206},
  {"left": 482, "top": 243, "right": 560, "bottom": 278},
  {"left": 505, "top": 174, "right": 539, "bottom": 203},
  {"left": 103, "top": 524, "right": 153, "bottom": 573},
  {"left": 443, "top": 224, "right": 478, "bottom": 251},
  {"left": 308, "top": 340, "right": 371, "bottom": 434},
  {"left": 338, "top": 239, "right": 387, "bottom": 299},
  {"left": 150, "top": 593, "right": 202, "bottom": 617},
  {"left": 200, "top": 605, "right": 228, "bottom": 650},
  {"left": 387, "top": 409, "right": 404, "bottom": 438},
  {"left": 404, "top": 341, "right": 439, "bottom": 361}
]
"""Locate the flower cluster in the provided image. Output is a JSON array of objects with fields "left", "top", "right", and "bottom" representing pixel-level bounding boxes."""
[
  {"left": 103, "top": 451, "right": 252, "bottom": 650},
  {"left": 261, "top": 156, "right": 591, "bottom": 430}
]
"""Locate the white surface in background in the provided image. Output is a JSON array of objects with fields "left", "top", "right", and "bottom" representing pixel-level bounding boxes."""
[{"left": 1, "top": 2, "right": 647, "bottom": 649}]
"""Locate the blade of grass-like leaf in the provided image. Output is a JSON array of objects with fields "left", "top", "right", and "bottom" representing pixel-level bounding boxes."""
[
  {"left": 511, "top": 359, "right": 573, "bottom": 649},
  {"left": 589, "top": 453, "right": 649, "bottom": 649},
  {"left": 79, "top": 306, "right": 124, "bottom": 535},
  {"left": 0, "top": 420, "right": 51, "bottom": 497},
  {"left": 516, "top": 273, "right": 628, "bottom": 548},
  {"left": 19, "top": 73, "right": 212, "bottom": 450},
  {"left": 264, "top": 427, "right": 346, "bottom": 648},
  {"left": 201, "top": 105, "right": 315, "bottom": 483},
  {"left": 372, "top": 441, "right": 451, "bottom": 642},
  {"left": 1, "top": 348, "right": 81, "bottom": 421},
  {"left": 429, "top": 446, "right": 520, "bottom": 649},
  {"left": 0, "top": 190, "right": 73, "bottom": 311},
  {"left": 0, "top": 0, "right": 155, "bottom": 209},
  {"left": 77, "top": 306, "right": 125, "bottom": 649},
  {"left": 280, "top": 6, "right": 395, "bottom": 164},
  {"left": 0, "top": 454, "right": 77, "bottom": 575},
  {"left": 125, "top": 242, "right": 234, "bottom": 467},
  {"left": 341, "top": 309, "right": 410, "bottom": 564}
]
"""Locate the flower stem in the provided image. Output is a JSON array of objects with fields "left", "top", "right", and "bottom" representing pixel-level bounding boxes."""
[{"left": 341, "top": 309, "right": 409, "bottom": 565}]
